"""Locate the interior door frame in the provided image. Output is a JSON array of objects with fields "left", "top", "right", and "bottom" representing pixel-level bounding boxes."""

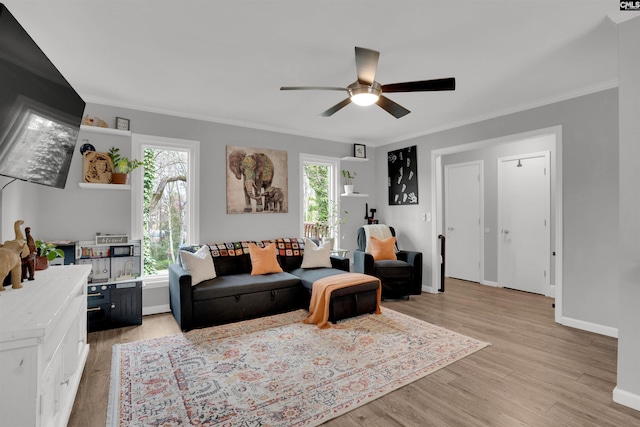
[
  {"left": 431, "top": 126, "right": 563, "bottom": 323},
  {"left": 497, "top": 151, "right": 551, "bottom": 296},
  {"left": 444, "top": 160, "right": 484, "bottom": 283}
]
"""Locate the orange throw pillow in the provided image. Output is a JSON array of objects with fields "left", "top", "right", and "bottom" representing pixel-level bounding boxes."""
[
  {"left": 249, "top": 242, "right": 284, "bottom": 275},
  {"left": 370, "top": 236, "right": 397, "bottom": 261}
]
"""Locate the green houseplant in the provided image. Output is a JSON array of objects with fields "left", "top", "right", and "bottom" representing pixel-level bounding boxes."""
[
  {"left": 341, "top": 170, "right": 356, "bottom": 194},
  {"left": 35, "top": 240, "right": 64, "bottom": 270},
  {"left": 108, "top": 147, "right": 143, "bottom": 184}
]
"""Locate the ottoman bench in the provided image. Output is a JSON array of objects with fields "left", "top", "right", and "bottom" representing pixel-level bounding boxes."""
[
  {"left": 328, "top": 280, "right": 381, "bottom": 323},
  {"left": 295, "top": 270, "right": 382, "bottom": 328}
]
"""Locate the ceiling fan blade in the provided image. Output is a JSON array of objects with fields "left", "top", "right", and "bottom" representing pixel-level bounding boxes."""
[
  {"left": 280, "top": 86, "right": 347, "bottom": 91},
  {"left": 382, "top": 77, "right": 456, "bottom": 93},
  {"left": 377, "top": 95, "right": 410, "bottom": 119},
  {"left": 355, "top": 47, "right": 380, "bottom": 85},
  {"left": 320, "top": 98, "right": 352, "bottom": 117}
]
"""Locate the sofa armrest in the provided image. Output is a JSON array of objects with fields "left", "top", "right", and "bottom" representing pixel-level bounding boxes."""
[
  {"left": 397, "top": 250, "right": 423, "bottom": 294},
  {"left": 330, "top": 255, "right": 350, "bottom": 272},
  {"left": 169, "top": 263, "right": 194, "bottom": 332},
  {"left": 397, "top": 250, "right": 421, "bottom": 266},
  {"left": 353, "top": 250, "right": 375, "bottom": 275}
]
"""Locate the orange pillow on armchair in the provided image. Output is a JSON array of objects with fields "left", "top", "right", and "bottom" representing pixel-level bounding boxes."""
[{"left": 370, "top": 236, "right": 397, "bottom": 261}]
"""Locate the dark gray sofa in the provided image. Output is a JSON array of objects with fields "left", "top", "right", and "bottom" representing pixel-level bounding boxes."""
[{"left": 169, "top": 238, "right": 351, "bottom": 331}]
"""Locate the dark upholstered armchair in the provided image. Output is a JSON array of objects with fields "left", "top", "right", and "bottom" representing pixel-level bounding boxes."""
[{"left": 353, "top": 225, "right": 423, "bottom": 300}]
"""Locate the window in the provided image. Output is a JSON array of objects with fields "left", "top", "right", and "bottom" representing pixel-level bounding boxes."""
[
  {"left": 131, "top": 134, "right": 199, "bottom": 279},
  {"left": 300, "top": 154, "right": 341, "bottom": 243}
]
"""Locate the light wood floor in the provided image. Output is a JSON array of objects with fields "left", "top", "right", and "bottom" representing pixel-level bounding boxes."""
[{"left": 68, "top": 279, "right": 640, "bottom": 426}]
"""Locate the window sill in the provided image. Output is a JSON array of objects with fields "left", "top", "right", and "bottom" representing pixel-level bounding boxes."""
[{"left": 142, "top": 272, "right": 169, "bottom": 289}]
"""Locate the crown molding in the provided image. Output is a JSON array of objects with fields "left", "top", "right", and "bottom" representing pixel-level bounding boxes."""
[
  {"left": 608, "top": 11, "right": 640, "bottom": 24},
  {"left": 83, "top": 78, "right": 618, "bottom": 149},
  {"left": 380, "top": 79, "right": 618, "bottom": 147},
  {"left": 80, "top": 95, "right": 355, "bottom": 145}
]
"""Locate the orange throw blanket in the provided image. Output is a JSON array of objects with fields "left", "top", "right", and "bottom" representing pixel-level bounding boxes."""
[{"left": 303, "top": 273, "right": 381, "bottom": 329}]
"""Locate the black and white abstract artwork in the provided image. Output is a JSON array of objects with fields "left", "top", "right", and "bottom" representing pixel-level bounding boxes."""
[{"left": 388, "top": 145, "right": 418, "bottom": 205}]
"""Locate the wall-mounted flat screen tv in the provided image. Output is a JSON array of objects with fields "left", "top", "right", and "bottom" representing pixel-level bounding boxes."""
[{"left": 0, "top": 3, "right": 85, "bottom": 189}]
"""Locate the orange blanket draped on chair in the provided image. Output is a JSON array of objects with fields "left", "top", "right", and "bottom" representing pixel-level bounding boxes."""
[{"left": 303, "top": 272, "right": 381, "bottom": 329}]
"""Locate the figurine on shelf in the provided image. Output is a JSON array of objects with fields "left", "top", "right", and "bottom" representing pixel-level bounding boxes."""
[
  {"left": 21, "top": 226, "right": 36, "bottom": 281},
  {"left": 82, "top": 114, "right": 94, "bottom": 126},
  {"left": 0, "top": 220, "right": 30, "bottom": 291},
  {"left": 364, "top": 203, "right": 378, "bottom": 224},
  {"left": 81, "top": 114, "right": 109, "bottom": 128}
]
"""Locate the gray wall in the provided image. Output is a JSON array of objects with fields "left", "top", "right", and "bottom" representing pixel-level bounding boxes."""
[
  {"left": 0, "top": 87, "right": 620, "bottom": 333},
  {"left": 0, "top": 104, "right": 376, "bottom": 248},
  {"left": 0, "top": 73, "right": 635, "bottom": 407},
  {"left": 374, "top": 88, "right": 619, "bottom": 330},
  {"left": 441, "top": 136, "right": 556, "bottom": 285}
]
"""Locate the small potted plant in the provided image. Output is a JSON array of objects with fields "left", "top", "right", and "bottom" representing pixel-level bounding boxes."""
[
  {"left": 35, "top": 240, "right": 64, "bottom": 270},
  {"left": 108, "top": 147, "right": 143, "bottom": 184},
  {"left": 341, "top": 170, "right": 356, "bottom": 194}
]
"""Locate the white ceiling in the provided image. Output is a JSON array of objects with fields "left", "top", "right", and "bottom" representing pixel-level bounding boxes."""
[{"left": 3, "top": 1, "right": 621, "bottom": 146}]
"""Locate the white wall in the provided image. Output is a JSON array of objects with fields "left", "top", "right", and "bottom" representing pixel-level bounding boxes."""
[
  {"left": 374, "top": 88, "right": 619, "bottom": 331},
  {"left": 614, "top": 15, "right": 640, "bottom": 412}
]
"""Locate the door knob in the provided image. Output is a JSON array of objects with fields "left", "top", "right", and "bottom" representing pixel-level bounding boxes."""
[{"left": 502, "top": 229, "right": 510, "bottom": 234}]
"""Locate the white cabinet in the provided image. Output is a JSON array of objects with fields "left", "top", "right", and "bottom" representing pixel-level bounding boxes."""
[{"left": 0, "top": 265, "right": 91, "bottom": 427}]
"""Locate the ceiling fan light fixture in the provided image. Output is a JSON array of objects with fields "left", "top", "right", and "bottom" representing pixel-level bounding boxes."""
[
  {"left": 348, "top": 82, "right": 382, "bottom": 106},
  {"left": 351, "top": 92, "right": 379, "bottom": 106},
  {"left": 281, "top": 47, "right": 455, "bottom": 118}
]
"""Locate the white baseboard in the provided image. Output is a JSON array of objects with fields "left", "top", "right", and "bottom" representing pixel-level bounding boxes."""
[
  {"left": 422, "top": 284, "right": 437, "bottom": 294},
  {"left": 481, "top": 280, "right": 498, "bottom": 287},
  {"left": 613, "top": 386, "right": 640, "bottom": 411},
  {"left": 560, "top": 316, "right": 618, "bottom": 338},
  {"left": 143, "top": 304, "right": 171, "bottom": 316}
]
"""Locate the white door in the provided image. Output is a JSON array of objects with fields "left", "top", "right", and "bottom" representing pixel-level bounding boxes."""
[
  {"left": 444, "top": 162, "right": 482, "bottom": 282},
  {"left": 498, "top": 152, "right": 550, "bottom": 295}
]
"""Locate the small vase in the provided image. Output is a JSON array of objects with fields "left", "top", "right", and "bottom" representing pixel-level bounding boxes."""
[
  {"left": 344, "top": 184, "right": 354, "bottom": 195},
  {"left": 112, "top": 172, "right": 128, "bottom": 184}
]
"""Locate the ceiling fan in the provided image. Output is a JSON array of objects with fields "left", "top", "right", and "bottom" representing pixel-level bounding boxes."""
[{"left": 280, "top": 46, "right": 455, "bottom": 119}]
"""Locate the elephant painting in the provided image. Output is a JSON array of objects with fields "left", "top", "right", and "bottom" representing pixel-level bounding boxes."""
[{"left": 227, "top": 146, "right": 288, "bottom": 213}]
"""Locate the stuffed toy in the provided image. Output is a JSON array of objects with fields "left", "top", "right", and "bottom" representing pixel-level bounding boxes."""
[{"left": 0, "top": 220, "right": 30, "bottom": 291}]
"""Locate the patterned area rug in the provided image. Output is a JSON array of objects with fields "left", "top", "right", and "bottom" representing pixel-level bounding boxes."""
[{"left": 107, "top": 308, "right": 489, "bottom": 426}]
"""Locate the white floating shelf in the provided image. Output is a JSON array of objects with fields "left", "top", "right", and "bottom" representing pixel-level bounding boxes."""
[
  {"left": 341, "top": 193, "right": 369, "bottom": 197},
  {"left": 80, "top": 125, "right": 131, "bottom": 137},
  {"left": 341, "top": 156, "right": 369, "bottom": 162},
  {"left": 79, "top": 182, "right": 130, "bottom": 190}
]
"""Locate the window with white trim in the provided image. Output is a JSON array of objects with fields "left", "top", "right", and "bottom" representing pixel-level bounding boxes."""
[
  {"left": 299, "top": 154, "right": 341, "bottom": 242},
  {"left": 131, "top": 134, "right": 199, "bottom": 278}
]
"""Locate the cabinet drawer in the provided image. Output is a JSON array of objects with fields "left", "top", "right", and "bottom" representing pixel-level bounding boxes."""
[
  {"left": 41, "top": 346, "right": 63, "bottom": 427},
  {"left": 87, "top": 303, "right": 111, "bottom": 332},
  {"left": 87, "top": 285, "right": 111, "bottom": 306}
]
